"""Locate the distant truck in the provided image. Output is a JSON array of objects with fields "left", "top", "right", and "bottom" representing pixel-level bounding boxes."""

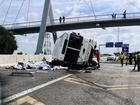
[{"left": 51, "top": 32, "right": 97, "bottom": 69}]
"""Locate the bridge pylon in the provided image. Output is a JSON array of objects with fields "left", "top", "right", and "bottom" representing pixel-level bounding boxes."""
[{"left": 35, "top": 0, "right": 56, "bottom": 54}]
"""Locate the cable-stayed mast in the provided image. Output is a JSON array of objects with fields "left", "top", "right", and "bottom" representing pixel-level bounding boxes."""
[{"left": 35, "top": 0, "right": 54, "bottom": 54}]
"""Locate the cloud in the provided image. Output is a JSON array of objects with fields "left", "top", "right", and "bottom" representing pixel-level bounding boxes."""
[{"left": 0, "top": 0, "right": 140, "bottom": 54}]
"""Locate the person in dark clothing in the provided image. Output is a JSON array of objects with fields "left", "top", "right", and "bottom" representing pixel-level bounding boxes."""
[
  {"left": 133, "top": 53, "right": 137, "bottom": 71},
  {"left": 62, "top": 16, "right": 65, "bottom": 23},
  {"left": 112, "top": 13, "right": 115, "bottom": 19},
  {"left": 125, "top": 54, "right": 129, "bottom": 66},
  {"left": 59, "top": 16, "right": 62, "bottom": 23},
  {"left": 138, "top": 53, "right": 140, "bottom": 71},
  {"left": 123, "top": 10, "right": 126, "bottom": 18},
  {"left": 129, "top": 53, "right": 133, "bottom": 65},
  {"left": 133, "top": 52, "right": 140, "bottom": 71},
  {"left": 112, "top": 13, "right": 116, "bottom": 19},
  {"left": 114, "top": 13, "right": 116, "bottom": 19}
]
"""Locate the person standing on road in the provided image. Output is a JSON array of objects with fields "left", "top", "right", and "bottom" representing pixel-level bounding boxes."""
[
  {"left": 133, "top": 52, "right": 137, "bottom": 71},
  {"left": 96, "top": 50, "right": 100, "bottom": 68},
  {"left": 129, "top": 53, "right": 133, "bottom": 65},
  {"left": 125, "top": 54, "right": 129, "bottom": 66},
  {"left": 119, "top": 52, "right": 125, "bottom": 67},
  {"left": 133, "top": 52, "right": 140, "bottom": 71},
  {"left": 137, "top": 52, "right": 140, "bottom": 71}
]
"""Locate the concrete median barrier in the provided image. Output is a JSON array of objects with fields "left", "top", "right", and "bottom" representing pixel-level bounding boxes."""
[{"left": 0, "top": 55, "right": 52, "bottom": 67}]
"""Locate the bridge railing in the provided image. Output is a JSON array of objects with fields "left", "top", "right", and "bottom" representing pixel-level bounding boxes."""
[
  {"left": 55, "top": 12, "right": 140, "bottom": 24},
  {"left": 2, "top": 21, "right": 42, "bottom": 29},
  {"left": 2, "top": 12, "right": 140, "bottom": 29}
]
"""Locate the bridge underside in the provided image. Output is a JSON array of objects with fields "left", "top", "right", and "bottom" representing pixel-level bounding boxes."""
[{"left": 7, "top": 18, "right": 140, "bottom": 35}]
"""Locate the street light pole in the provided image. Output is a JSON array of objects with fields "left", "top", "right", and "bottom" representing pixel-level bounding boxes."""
[{"left": 117, "top": 27, "right": 120, "bottom": 53}]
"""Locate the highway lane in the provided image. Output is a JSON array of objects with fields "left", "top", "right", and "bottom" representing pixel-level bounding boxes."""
[
  {"left": 0, "top": 69, "right": 69, "bottom": 99},
  {"left": 0, "top": 63, "right": 140, "bottom": 105}
]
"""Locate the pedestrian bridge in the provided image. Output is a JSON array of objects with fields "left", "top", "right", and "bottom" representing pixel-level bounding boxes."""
[{"left": 2, "top": 12, "right": 140, "bottom": 35}]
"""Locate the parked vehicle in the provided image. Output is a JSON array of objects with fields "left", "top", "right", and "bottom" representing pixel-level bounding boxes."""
[{"left": 100, "top": 54, "right": 116, "bottom": 62}]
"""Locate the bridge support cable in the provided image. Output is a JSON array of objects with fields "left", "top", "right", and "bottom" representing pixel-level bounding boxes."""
[
  {"left": 12, "top": 0, "right": 26, "bottom": 26},
  {"left": 126, "top": 0, "right": 140, "bottom": 10},
  {"left": 26, "top": 0, "right": 30, "bottom": 27},
  {"left": 82, "top": 0, "right": 96, "bottom": 19},
  {"left": 35, "top": 0, "right": 51, "bottom": 54},
  {"left": 3, "top": 0, "right": 13, "bottom": 24},
  {"left": 49, "top": 2, "right": 57, "bottom": 43},
  {"left": 66, "top": 0, "right": 82, "bottom": 17},
  {"left": 89, "top": 0, "right": 96, "bottom": 19},
  {"left": 83, "top": 0, "right": 93, "bottom": 14},
  {"left": 0, "top": 0, "right": 5, "bottom": 8}
]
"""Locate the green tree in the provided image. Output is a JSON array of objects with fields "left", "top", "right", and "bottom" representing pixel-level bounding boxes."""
[{"left": 0, "top": 26, "right": 17, "bottom": 54}]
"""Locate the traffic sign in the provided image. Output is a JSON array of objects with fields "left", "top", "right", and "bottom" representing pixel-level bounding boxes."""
[
  {"left": 106, "top": 42, "right": 114, "bottom": 47},
  {"left": 115, "top": 42, "right": 123, "bottom": 47},
  {"left": 122, "top": 44, "right": 129, "bottom": 53}
]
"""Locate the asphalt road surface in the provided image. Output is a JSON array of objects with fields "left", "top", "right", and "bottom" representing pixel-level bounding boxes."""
[{"left": 0, "top": 63, "right": 140, "bottom": 105}]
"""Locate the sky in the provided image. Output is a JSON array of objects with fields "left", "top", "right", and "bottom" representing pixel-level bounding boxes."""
[{"left": 0, "top": 0, "right": 140, "bottom": 54}]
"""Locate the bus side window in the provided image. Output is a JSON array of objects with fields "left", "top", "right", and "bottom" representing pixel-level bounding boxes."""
[{"left": 62, "top": 39, "right": 68, "bottom": 54}]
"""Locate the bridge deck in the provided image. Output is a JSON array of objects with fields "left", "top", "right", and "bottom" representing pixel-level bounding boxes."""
[{"left": 2, "top": 12, "right": 140, "bottom": 34}]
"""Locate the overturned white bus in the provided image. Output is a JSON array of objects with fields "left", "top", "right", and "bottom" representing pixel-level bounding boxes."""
[{"left": 51, "top": 32, "right": 97, "bottom": 69}]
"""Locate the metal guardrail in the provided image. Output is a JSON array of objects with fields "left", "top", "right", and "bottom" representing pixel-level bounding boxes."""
[{"left": 2, "top": 12, "right": 140, "bottom": 29}]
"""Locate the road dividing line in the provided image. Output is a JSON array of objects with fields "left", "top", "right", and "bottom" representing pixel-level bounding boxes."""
[
  {"left": 64, "top": 77, "right": 140, "bottom": 91},
  {"left": 108, "top": 86, "right": 140, "bottom": 91},
  {"left": 3, "top": 74, "right": 72, "bottom": 104}
]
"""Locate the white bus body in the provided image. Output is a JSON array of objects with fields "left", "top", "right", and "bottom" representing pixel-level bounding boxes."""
[{"left": 52, "top": 32, "right": 97, "bottom": 68}]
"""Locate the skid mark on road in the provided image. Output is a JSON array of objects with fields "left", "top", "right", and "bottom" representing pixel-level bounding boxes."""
[
  {"left": 64, "top": 77, "right": 104, "bottom": 90},
  {"left": 64, "top": 77, "right": 140, "bottom": 91},
  {"left": 8, "top": 95, "right": 45, "bottom": 105}
]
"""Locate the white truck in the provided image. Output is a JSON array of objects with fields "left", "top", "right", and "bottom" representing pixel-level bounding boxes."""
[{"left": 51, "top": 32, "right": 97, "bottom": 69}]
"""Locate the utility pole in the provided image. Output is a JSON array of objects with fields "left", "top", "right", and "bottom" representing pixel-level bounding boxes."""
[
  {"left": 117, "top": 27, "right": 120, "bottom": 53},
  {"left": 35, "top": 0, "right": 51, "bottom": 54}
]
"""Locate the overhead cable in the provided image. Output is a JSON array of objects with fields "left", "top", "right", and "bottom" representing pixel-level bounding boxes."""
[
  {"left": 27, "top": 0, "right": 30, "bottom": 26},
  {"left": 83, "top": 0, "right": 93, "bottom": 13},
  {"left": 3, "top": 0, "right": 13, "bottom": 24},
  {"left": 67, "top": 0, "right": 81, "bottom": 17},
  {"left": 0, "top": 0, "right": 5, "bottom": 8},
  {"left": 89, "top": 0, "right": 96, "bottom": 18},
  {"left": 126, "top": 0, "right": 140, "bottom": 10},
  {"left": 13, "top": 0, "right": 26, "bottom": 25}
]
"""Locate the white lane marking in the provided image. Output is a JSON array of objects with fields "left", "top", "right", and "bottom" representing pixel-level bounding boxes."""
[{"left": 3, "top": 74, "right": 72, "bottom": 103}]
